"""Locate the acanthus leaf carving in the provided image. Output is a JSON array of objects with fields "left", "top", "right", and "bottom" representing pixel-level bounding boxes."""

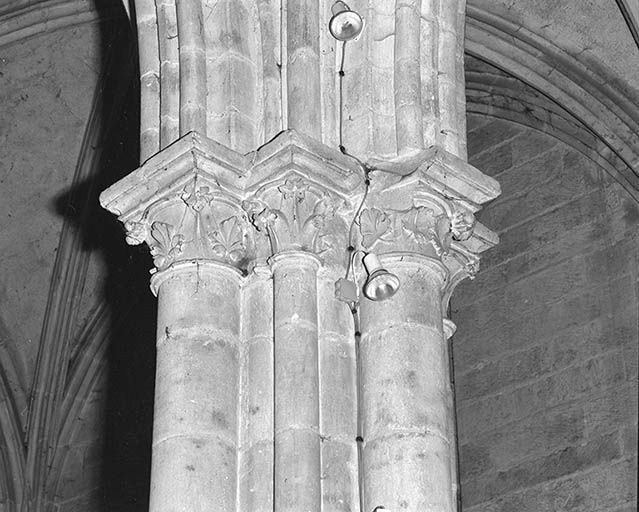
[
  {"left": 207, "top": 216, "right": 247, "bottom": 264},
  {"left": 149, "top": 221, "right": 185, "bottom": 270},
  {"left": 401, "top": 207, "right": 452, "bottom": 256},
  {"left": 243, "top": 177, "right": 340, "bottom": 255},
  {"left": 359, "top": 208, "right": 392, "bottom": 248}
]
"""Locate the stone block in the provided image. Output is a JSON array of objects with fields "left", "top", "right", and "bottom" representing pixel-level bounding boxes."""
[
  {"left": 454, "top": 286, "right": 607, "bottom": 370},
  {"left": 239, "top": 442, "right": 273, "bottom": 512},
  {"left": 319, "top": 333, "right": 357, "bottom": 438},
  {"left": 479, "top": 188, "right": 606, "bottom": 268},
  {"left": 456, "top": 322, "right": 626, "bottom": 402},
  {"left": 467, "top": 119, "right": 524, "bottom": 160},
  {"left": 150, "top": 434, "right": 237, "bottom": 511},
  {"left": 241, "top": 268, "right": 273, "bottom": 341},
  {"left": 274, "top": 428, "right": 321, "bottom": 512},
  {"left": 359, "top": 263, "right": 445, "bottom": 333},
  {"left": 360, "top": 324, "right": 449, "bottom": 440},
  {"left": 241, "top": 336, "right": 273, "bottom": 446},
  {"left": 481, "top": 151, "right": 600, "bottom": 232},
  {"left": 466, "top": 113, "right": 491, "bottom": 134},
  {"left": 460, "top": 431, "right": 622, "bottom": 505},
  {"left": 157, "top": 269, "right": 240, "bottom": 337},
  {"left": 458, "top": 352, "right": 626, "bottom": 442},
  {"left": 470, "top": 141, "right": 513, "bottom": 177},
  {"left": 463, "top": 457, "right": 637, "bottom": 512},
  {"left": 56, "top": 443, "right": 103, "bottom": 499},
  {"left": 363, "top": 433, "right": 452, "bottom": 512},
  {"left": 54, "top": 487, "right": 103, "bottom": 512},
  {"left": 274, "top": 322, "right": 319, "bottom": 429},
  {"left": 320, "top": 439, "right": 358, "bottom": 512},
  {"left": 461, "top": 405, "right": 585, "bottom": 472},
  {"left": 583, "top": 383, "right": 638, "bottom": 439},
  {"left": 154, "top": 332, "right": 239, "bottom": 441}
]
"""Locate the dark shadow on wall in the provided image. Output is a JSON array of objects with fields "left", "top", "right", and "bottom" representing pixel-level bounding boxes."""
[{"left": 54, "top": 1, "right": 155, "bottom": 510}]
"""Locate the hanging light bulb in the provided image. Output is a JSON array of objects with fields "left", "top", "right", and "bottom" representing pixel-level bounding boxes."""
[
  {"left": 362, "top": 253, "right": 400, "bottom": 301},
  {"left": 329, "top": 1, "right": 364, "bottom": 41}
]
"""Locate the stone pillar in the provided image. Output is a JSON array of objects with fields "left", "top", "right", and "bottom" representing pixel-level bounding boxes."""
[
  {"left": 355, "top": 150, "right": 500, "bottom": 511},
  {"left": 131, "top": 0, "right": 469, "bottom": 161},
  {"left": 150, "top": 262, "right": 241, "bottom": 511},
  {"left": 359, "top": 254, "right": 452, "bottom": 510},
  {"left": 100, "top": 130, "right": 367, "bottom": 512},
  {"left": 103, "top": 1, "right": 499, "bottom": 511},
  {"left": 99, "top": 135, "right": 253, "bottom": 511},
  {"left": 271, "top": 252, "right": 321, "bottom": 511}
]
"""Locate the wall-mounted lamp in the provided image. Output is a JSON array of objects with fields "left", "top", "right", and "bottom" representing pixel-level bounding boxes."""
[
  {"left": 329, "top": 1, "right": 364, "bottom": 41},
  {"left": 362, "top": 253, "right": 400, "bottom": 301}
]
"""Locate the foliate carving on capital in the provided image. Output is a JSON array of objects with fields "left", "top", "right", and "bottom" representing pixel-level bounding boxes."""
[
  {"left": 359, "top": 206, "right": 453, "bottom": 257},
  {"left": 180, "top": 185, "right": 215, "bottom": 212},
  {"left": 242, "top": 176, "right": 343, "bottom": 256},
  {"left": 207, "top": 216, "right": 247, "bottom": 264},
  {"left": 149, "top": 222, "right": 185, "bottom": 270},
  {"left": 121, "top": 180, "right": 253, "bottom": 272},
  {"left": 450, "top": 203, "right": 476, "bottom": 242},
  {"left": 124, "top": 220, "right": 148, "bottom": 245},
  {"left": 401, "top": 207, "right": 453, "bottom": 257},
  {"left": 464, "top": 256, "right": 480, "bottom": 278},
  {"left": 359, "top": 208, "right": 392, "bottom": 248}
]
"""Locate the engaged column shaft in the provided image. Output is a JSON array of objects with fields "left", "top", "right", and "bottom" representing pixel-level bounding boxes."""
[
  {"left": 271, "top": 251, "right": 322, "bottom": 512},
  {"left": 150, "top": 263, "right": 241, "bottom": 512},
  {"left": 359, "top": 254, "right": 454, "bottom": 512}
]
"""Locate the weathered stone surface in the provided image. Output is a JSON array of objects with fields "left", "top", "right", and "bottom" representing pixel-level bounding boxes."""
[
  {"left": 453, "top": 118, "right": 638, "bottom": 512},
  {"left": 97, "top": 3, "right": 502, "bottom": 511},
  {"left": 363, "top": 433, "right": 453, "bottom": 512}
]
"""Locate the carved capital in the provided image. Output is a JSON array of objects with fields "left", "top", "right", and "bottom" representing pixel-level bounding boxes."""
[
  {"left": 119, "top": 179, "right": 253, "bottom": 273},
  {"left": 243, "top": 176, "right": 344, "bottom": 257},
  {"left": 100, "top": 130, "right": 365, "bottom": 273},
  {"left": 359, "top": 146, "right": 500, "bottom": 295}
]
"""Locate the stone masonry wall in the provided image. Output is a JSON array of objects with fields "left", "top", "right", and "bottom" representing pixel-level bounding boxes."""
[{"left": 452, "top": 114, "right": 638, "bottom": 511}]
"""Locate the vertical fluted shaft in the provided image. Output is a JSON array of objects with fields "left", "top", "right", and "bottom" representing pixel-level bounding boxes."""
[
  {"left": 271, "top": 252, "right": 321, "bottom": 512},
  {"left": 318, "top": 267, "right": 359, "bottom": 510},
  {"left": 437, "top": 0, "right": 464, "bottom": 156},
  {"left": 176, "top": 0, "right": 207, "bottom": 135},
  {"left": 136, "top": 0, "right": 160, "bottom": 161},
  {"left": 395, "top": 0, "right": 424, "bottom": 153},
  {"left": 156, "top": 0, "right": 179, "bottom": 148},
  {"left": 149, "top": 264, "right": 241, "bottom": 512},
  {"left": 359, "top": 254, "right": 454, "bottom": 512},
  {"left": 286, "top": 0, "right": 321, "bottom": 138},
  {"left": 239, "top": 265, "right": 275, "bottom": 512}
]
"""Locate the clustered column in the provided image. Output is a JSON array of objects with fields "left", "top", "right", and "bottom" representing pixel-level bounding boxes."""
[
  {"left": 102, "top": 0, "right": 500, "bottom": 510},
  {"left": 352, "top": 156, "right": 499, "bottom": 511},
  {"left": 100, "top": 131, "right": 370, "bottom": 512}
]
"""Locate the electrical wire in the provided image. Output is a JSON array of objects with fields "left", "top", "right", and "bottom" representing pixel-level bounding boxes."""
[
  {"left": 338, "top": 40, "right": 347, "bottom": 153},
  {"left": 336, "top": 36, "right": 374, "bottom": 512}
]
